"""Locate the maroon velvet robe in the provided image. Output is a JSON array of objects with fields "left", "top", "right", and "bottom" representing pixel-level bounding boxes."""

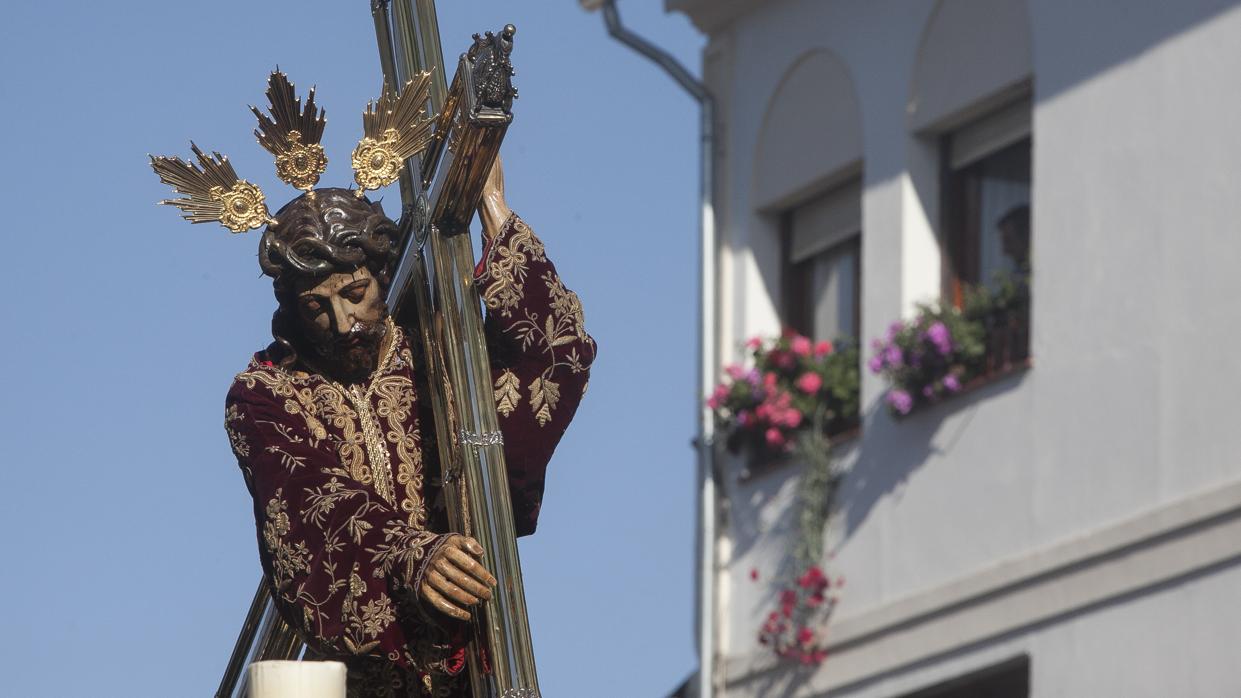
[{"left": 225, "top": 215, "right": 595, "bottom": 697}]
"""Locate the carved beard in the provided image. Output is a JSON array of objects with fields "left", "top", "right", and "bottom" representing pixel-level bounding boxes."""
[{"left": 308, "top": 311, "right": 390, "bottom": 383}]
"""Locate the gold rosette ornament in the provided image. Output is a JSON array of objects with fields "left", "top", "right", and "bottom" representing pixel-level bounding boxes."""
[
  {"left": 274, "top": 131, "right": 328, "bottom": 191},
  {"left": 153, "top": 69, "right": 443, "bottom": 233},
  {"left": 150, "top": 144, "right": 275, "bottom": 233},
  {"left": 352, "top": 129, "right": 402, "bottom": 191},
  {"left": 252, "top": 71, "right": 328, "bottom": 194},
  {"left": 352, "top": 72, "right": 436, "bottom": 196},
  {"left": 212, "top": 180, "right": 271, "bottom": 233}
]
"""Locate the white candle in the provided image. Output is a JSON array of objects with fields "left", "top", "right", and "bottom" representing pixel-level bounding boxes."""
[{"left": 248, "top": 660, "right": 346, "bottom": 698}]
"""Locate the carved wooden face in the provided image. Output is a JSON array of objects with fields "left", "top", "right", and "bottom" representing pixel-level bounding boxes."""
[{"left": 293, "top": 266, "right": 389, "bottom": 381}]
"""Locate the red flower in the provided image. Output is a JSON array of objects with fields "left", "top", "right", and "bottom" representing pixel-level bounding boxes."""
[
  {"left": 814, "top": 340, "right": 833, "bottom": 357},
  {"left": 771, "top": 350, "right": 796, "bottom": 369},
  {"left": 797, "top": 566, "right": 825, "bottom": 589},
  {"left": 750, "top": 568, "right": 759, "bottom": 581},
  {"left": 797, "top": 626, "right": 815, "bottom": 644}
]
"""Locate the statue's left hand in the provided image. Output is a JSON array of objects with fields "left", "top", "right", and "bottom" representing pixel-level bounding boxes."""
[
  {"left": 419, "top": 534, "right": 498, "bottom": 621},
  {"left": 478, "top": 154, "right": 512, "bottom": 240}
]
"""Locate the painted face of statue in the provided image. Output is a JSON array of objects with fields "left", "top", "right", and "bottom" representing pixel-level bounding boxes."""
[{"left": 293, "top": 266, "right": 389, "bottom": 382}]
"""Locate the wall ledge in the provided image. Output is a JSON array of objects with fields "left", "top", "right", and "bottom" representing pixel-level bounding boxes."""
[{"left": 725, "top": 477, "right": 1241, "bottom": 693}]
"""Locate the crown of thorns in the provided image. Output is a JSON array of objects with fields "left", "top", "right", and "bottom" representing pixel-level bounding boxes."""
[{"left": 151, "top": 69, "right": 434, "bottom": 233}]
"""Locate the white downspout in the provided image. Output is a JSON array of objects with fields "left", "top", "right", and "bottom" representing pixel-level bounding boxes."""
[{"left": 582, "top": 2, "right": 719, "bottom": 696}]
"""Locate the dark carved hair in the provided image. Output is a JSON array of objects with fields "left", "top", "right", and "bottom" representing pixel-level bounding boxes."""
[{"left": 259, "top": 188, "right": 399, "bottom": 366}]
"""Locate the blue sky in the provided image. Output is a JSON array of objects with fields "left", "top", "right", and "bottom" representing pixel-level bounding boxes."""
[{"left": 0, "top": 2, "right": 704, "bottom": 695}]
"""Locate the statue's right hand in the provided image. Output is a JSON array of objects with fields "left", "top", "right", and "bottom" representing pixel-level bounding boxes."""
[{"left": 419, "top": 535, "right": 498, "bottom": 621}]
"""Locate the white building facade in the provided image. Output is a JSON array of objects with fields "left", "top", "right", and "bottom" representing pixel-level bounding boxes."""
[{"left": 668, "top": 0, "right": 1241, "bottom": 695}]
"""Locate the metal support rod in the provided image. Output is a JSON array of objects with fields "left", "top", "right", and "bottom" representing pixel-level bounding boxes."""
[{"left": 596, "top": 3, "right": 718, "bottom": 697}]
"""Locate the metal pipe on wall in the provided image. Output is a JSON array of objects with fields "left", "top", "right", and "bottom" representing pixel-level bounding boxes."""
[{"left": 587, "top": 2, "right": 719, "bottom": 696}]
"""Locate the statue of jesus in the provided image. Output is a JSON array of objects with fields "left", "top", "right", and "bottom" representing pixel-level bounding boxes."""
[
  {"left": 154, "top": 67, "right": 594, "bottom": 697},
  {"left": 223, "top": 158, "right": 593, "bottom": 696}
]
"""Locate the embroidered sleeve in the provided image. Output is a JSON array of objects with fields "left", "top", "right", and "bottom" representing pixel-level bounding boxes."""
[
  {"left": 474, "top": 213, "right": 597, "bottom": 535},
  {"left": 226, "top": 374, "right": 458, "bottom": 671}
]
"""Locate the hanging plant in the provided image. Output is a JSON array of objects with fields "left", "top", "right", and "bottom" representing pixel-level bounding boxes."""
[
  {"left": 707, "top": 331, "right": 856, "bottom": 666},
  {"left": 754, "top": 412, "right": 844, "bottom": 665}
]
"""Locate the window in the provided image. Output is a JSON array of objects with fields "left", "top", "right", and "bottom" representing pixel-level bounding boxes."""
[
  {"left": 894, "top": 656, "right": 1029, "bottom": 698},
  {"left": 782, "top": 178, "right": 862, "bottom": 344},
  {"left": 942, "top": 99, "right": 1031, "bottom": 370}
]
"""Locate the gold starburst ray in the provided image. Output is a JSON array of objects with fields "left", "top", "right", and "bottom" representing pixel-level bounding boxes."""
[
  {"left": 352, "top": 72, "right": 436, "bottom": 194},
  {"left": 252, "top": 70, "right": 328, "bottom": 192},
  {"left": 150, "top": 143, "right": 274, "bottom": 233}
]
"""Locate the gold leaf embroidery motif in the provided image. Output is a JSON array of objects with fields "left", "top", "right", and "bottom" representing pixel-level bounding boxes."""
[
  {"left": 528, "top": 377, "right": 560, "bottom": 427},
  {"left": 479, "top": 217, "right": 592, "bottom": 427},
  {"left": 494, "top": 370, "right": 521, "bottom": 418},
  {"left": 481, "top": 217, "right": 546, "bottom": 317},
  {"left": 230, "top": 322, "right": 441, "bottom": 663}
]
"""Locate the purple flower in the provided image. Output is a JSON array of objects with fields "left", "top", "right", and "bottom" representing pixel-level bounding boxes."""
[
  {"left": 887, "top": 389, "right": 913, "bottom": 415},
  {"left": 887, "top": 321, "right": 905, "bottom": 342},
  {"left": 922, "top": 385, "right": 935, "bottom": 398},
  {"left": 883, "top": 344, "right": 904, "bottom": 368},
  {"left": 745, "top": 369, "right": 761, "bottom": 387},
  {"left": 943, "top": 374, "right": 962, "bottom": 393},
  {"left": 925, "top": 321, "right": 953, "bottom": 356},
  {"left": 867, "top": 355, "right": 884, "bottom": 374}
]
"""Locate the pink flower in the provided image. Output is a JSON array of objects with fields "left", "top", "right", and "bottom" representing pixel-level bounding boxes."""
[
  {"left": 797, "top": 626, "right": 815, "bottom": 644},
  {"left": 814, "top": 340, "right": 833, "bottom": 357},
  {"left": 765, "top": 427, "right": 785, "bottom": 448},
  {"left": 943, "top": 374, "right": 962, "bottom": 393},
  {"left": 796, "top": 372, "right": 823, "bottom": 395},
  {"left": 763, "top": 372, "right": 779, "bottom": 389},
  {"left": 707, "top": 396, "right": 721, "bottom": 410},
  {"left": 790, "top": 335, "right": 812, "bottom": 356},
  {"left": 750, "top": 568, "right": 759, "bottom": 581},
  {"left": 725, "top": 363, "right": 746, "bottom": 380},
  {"left": 782, "top": 410, "right": 803, "bottom": 429},
  {"left": 745, "top": 336, "right": 763, "bottom": 350}
]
